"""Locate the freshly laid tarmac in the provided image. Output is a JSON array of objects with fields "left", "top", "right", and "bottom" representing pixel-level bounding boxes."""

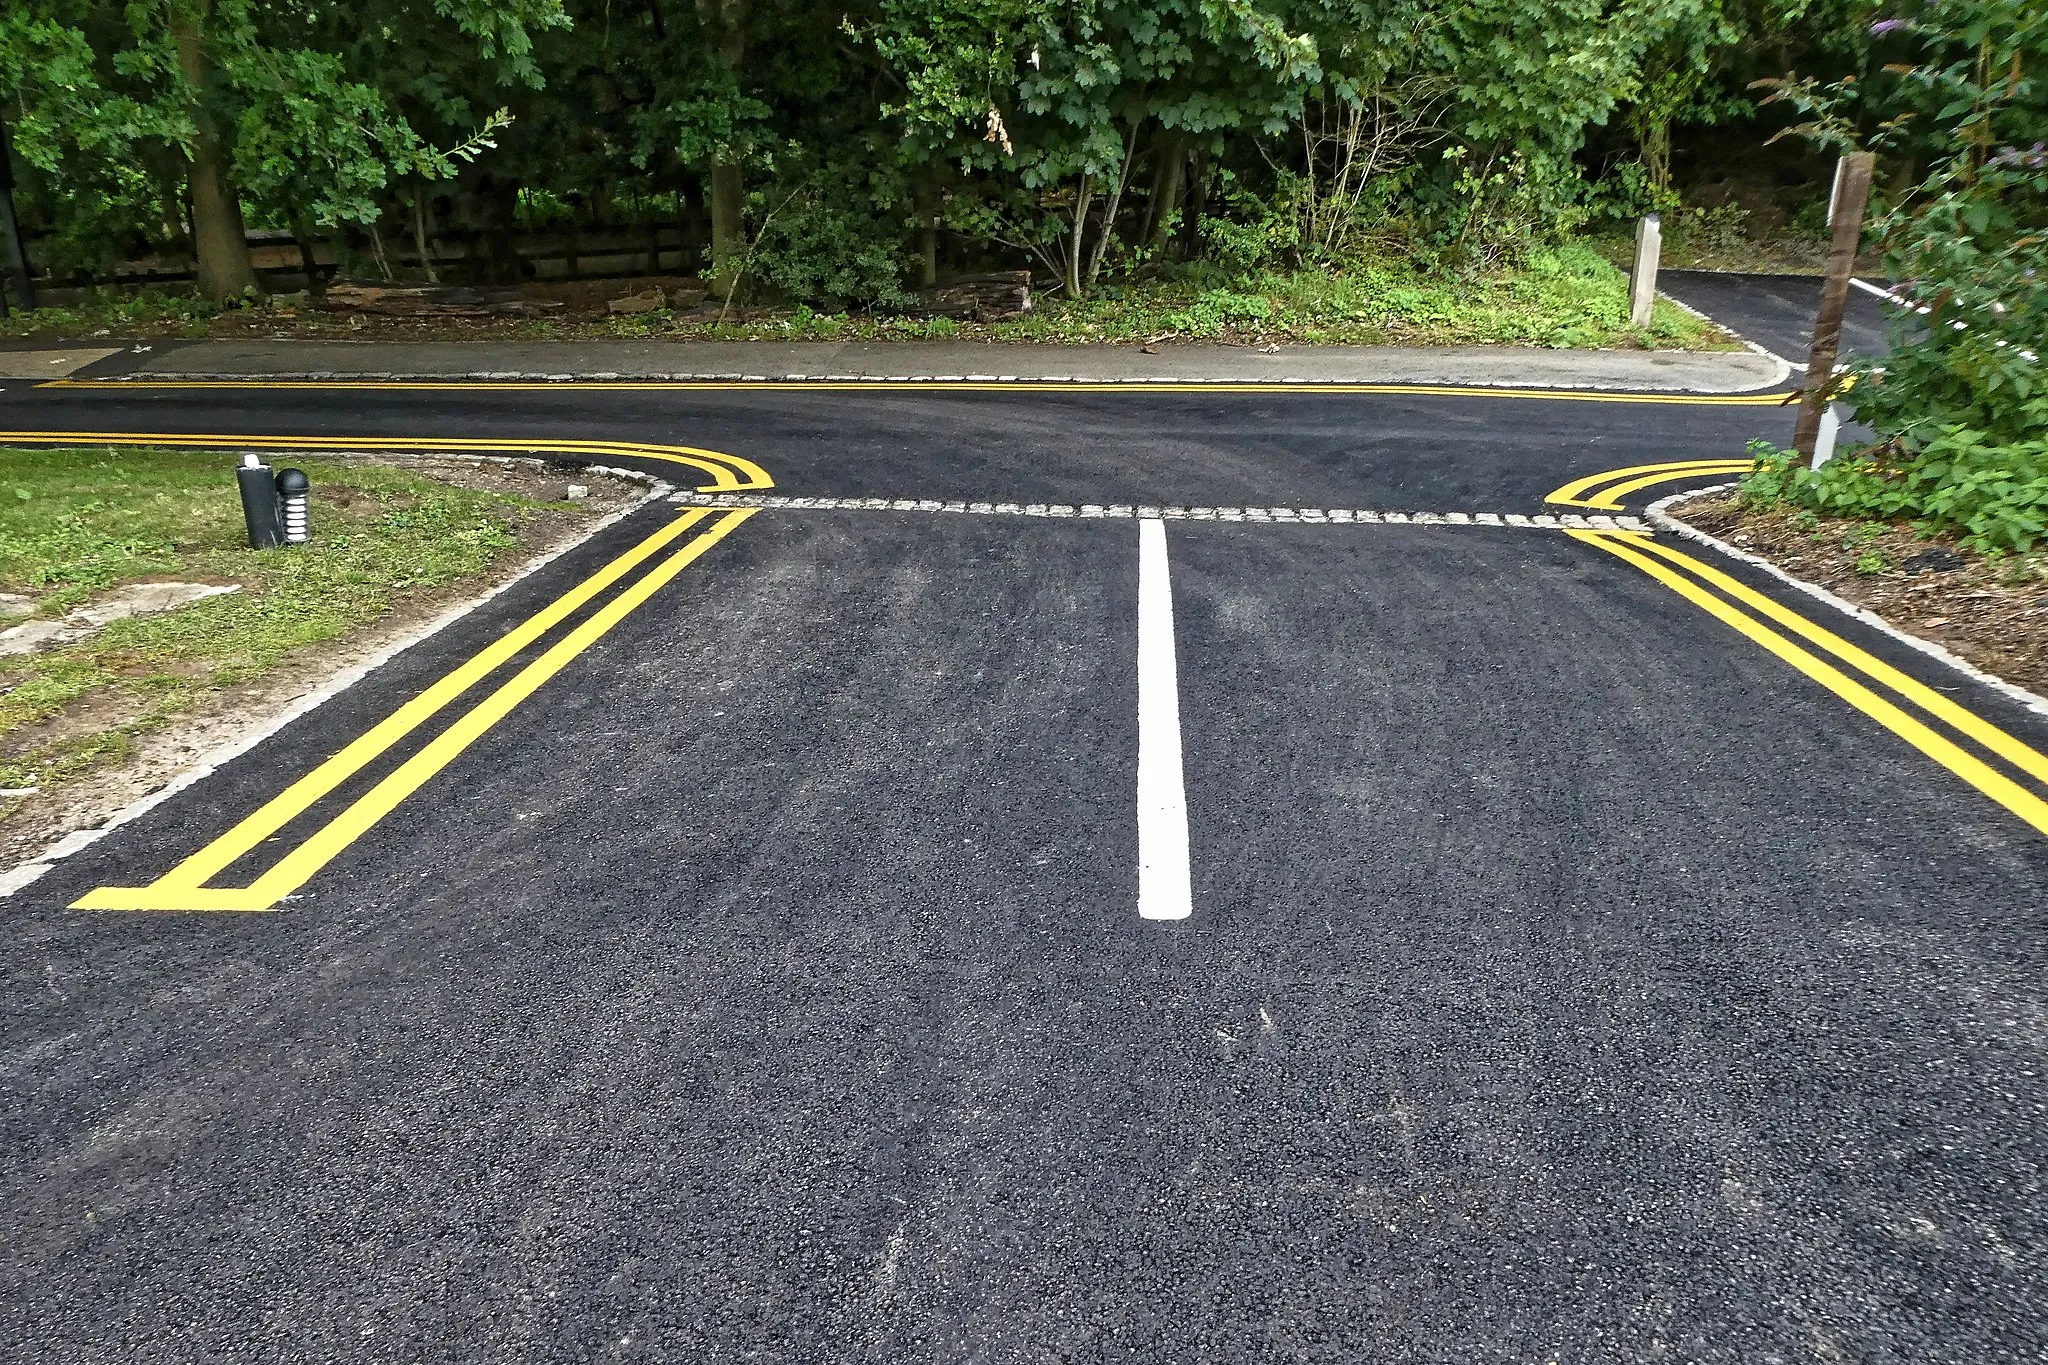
[
  {"left": 1658, "top": 268, "right": 1894, "bottom": 367},
  {"left": 1, "top": 277, "right": 2040, "bottom": 1364}
]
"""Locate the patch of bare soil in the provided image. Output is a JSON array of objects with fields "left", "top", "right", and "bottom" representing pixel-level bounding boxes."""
[
  {"left": 1672, "top": 492, "right": 2048, "bottom": 697},
  {"left": 0, "top": 460, "right": 646, "bottom": 873}
]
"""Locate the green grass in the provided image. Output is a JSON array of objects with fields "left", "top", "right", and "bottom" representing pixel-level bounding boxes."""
[
  {"left": 986, "top": 245, "right": 1721, "bottom": 348},
  {"left": 2, "top": 242, "right": 1728, "bottom": 349},
  {"left": 0, "top": 447, "right": 588, "bottom": 802},
  {"left": 0, "top": 286, "right": 222, "bottom": 340},
  {"left": 598, "top": 244, "right": 1724, "bottom": 348}
]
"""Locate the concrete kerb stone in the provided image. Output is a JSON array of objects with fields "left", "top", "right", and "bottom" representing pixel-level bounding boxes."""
[{"left": 106, "top": 366, "right": 1786, "bottom": 393}]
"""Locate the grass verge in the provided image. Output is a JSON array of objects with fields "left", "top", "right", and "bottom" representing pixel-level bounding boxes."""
[
  {"left": 2, "top": 243, "right": 1728, "bottom": 350},
  {"left": 0, "top": 447, "right": 609, "bottom": 841}
]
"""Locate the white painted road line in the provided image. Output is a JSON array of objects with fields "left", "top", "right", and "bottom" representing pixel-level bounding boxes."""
[
  {"left": 1136, "top": 519, "right": 1193, "bottom": 923},
  {"left": 667, "top": 492, "right": 1647, "bottom": 532}
]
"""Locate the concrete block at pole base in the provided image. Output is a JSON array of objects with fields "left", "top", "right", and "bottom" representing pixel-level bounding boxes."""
[
  {"left": 1812, "top": 404, "right": 1843, "bottom": 469},
  {"left": 1630, "top": 213, "right": 1661, "bottom": 329}
]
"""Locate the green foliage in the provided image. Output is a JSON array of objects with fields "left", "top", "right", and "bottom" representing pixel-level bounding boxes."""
[
  {"left": 742, "top": 164, "right": 919, "bottom": 309},
  {"left": 1746, "top": 0, "right": 2047, "bottom": 551},
  {"left": 1740, "top": 436, "right": 2048, "bottom": 553},
  {"left": 0, "top": 286, "right": 218, "bottom": 339},
  {"left": 0, "top": 0, "right": 1884, "bottom": 306}
]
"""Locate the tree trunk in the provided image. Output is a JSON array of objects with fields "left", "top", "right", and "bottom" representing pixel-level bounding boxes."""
[
  {"left": 921, "top": 214, "right": 938, "bottom": 287},
  {"left": 708, "top": 162, "right": 744, "bottom": 293},
  {"left": 410, "top": 183, "right": 439, "bottom": 283},
  {"left": 1642, "top": 116, "right": 1672, "bottom": 198},
  {"left": 1179, "top": 149, "right": 1210, "bottom": 258},
  {"left": 698, "top": 0, "right": 750, "bottom": 294},
  {"left": 1064, "top": 174, "right": 1092, "bottom": 298},
  {"left": 290, "top": 217, "right": 325, "bottom": 297},
  {"left": 1084, "top": 123, "right": 1142, "bottom": 288},
  {"left": 1149, "top": 143, "right": 1186, "bottom": 254},
  {"left": 171, "top": 4, "right": 257, "bottom": 301}
]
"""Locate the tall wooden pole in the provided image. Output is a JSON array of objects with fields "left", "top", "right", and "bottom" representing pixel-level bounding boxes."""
[{"left": 1794, "top": 152, "right": 1875, "bottom": 457}]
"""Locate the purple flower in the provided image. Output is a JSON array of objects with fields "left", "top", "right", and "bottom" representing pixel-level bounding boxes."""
[
  {"left": 1869, "top": 17, "right": 1910, "bottom": 34},
  {"left": 1990, "top": 142, "right": 2048, "bottom": 169}
]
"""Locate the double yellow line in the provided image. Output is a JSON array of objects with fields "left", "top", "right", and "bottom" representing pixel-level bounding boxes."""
[
  {"left": 1575, "top": 530, "right": 2048, "bottom": 837},
  {"left": 1547, "top": 458, "right": 1754, "bottom": 510},
  {"left": 75, "top": 507, "right": 756, "bottom": 911},
  {"left": 40, "top": 377, "right": 1795, "bottom": 405},
  {"left": 0, "top": 429, "right": 774, "bottom": 492}
]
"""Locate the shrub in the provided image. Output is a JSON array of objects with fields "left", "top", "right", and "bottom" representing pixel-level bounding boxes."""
[{"left": 1740, "top": 433, "right": 2048, "bottom": 553}]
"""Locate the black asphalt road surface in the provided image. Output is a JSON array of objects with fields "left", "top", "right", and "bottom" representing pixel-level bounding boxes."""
[
  {"left": 3, "top": 382, "right": 1792, "bottom": 512},
  {"left": 2, "top": 379, "right": 2044, "bottom": 1363},
  {"left": 1658, "top": 269, "right": 1895, "bottom": 367}
]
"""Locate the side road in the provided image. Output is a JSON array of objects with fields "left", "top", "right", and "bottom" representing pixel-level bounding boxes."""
[{"left": 16, "top": 337, "right": 1791, "bottom": 392}]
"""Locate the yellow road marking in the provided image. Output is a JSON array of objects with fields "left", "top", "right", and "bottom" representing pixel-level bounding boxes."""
[
  {"left": 1546, "top": 458, "right": 1753, "bottom": 509},
  {"left": 74, "top": 508, "right": 756, "bottom": 912},
  {"left": 0, "top": 429, "right": 773, "bottom": 492},
  {"left": 1623, "top": 534, "right": 2048, "bottom": 788},
  {"left": 158, "top": 508, "right": 711, "bottom": 893},
  {"left": 1573, "top": 530, "right": 2048, "bottom": 837},
  {"left": 38, "top": 377, "right": 1796, "bottom": 406}
]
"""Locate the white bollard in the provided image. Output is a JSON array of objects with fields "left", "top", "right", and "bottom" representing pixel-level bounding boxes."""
[{"left": 1630, "top": 213, "right": 1661, "bottom": 328}]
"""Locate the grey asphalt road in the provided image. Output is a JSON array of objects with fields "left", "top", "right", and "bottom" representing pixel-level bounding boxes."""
[
  {"left": 1, "top": 379, "right": 2043, "bottom": 1363},
  {"left": 1657, "top": 269, "right": 1895, "bottom": 367}
]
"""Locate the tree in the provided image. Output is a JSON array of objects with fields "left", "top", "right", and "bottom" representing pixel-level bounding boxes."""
[{"left": 1, "top": 0, "right": 563, "bottom": 300}]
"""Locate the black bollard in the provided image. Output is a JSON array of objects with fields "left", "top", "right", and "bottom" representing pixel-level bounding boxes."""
[{"left": 236, "top": 454, "right": 284, "bottom": 549}]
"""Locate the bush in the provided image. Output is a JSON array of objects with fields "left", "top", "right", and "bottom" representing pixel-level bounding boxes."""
[
  {"left": 1161, "top": 289, "right": 1274, "bottom": 336},
  {"left": 1747, "top": 0, "right": 2048, "bottom": 557},
  {"left": 1740, "top": 434, "right": 2048, "bottom": 554},
  {"left": 742, "top": 167, "right": 917, "bottom": 310}
]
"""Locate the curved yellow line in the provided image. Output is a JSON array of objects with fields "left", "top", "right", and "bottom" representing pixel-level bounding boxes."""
[
  {"left": 0, "top": 430, "right": 771, "bottom": 492},
  {"left": 1545, "top": 458, "right": 1753, "bottom": 509},
  {"left": 37, "top": 377, "right": 1796, "bottom": 406},
  {"left": 1560, "top": 462, "right": 1753, "bottom": 510}
]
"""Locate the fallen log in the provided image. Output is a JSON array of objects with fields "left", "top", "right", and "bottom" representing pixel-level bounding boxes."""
[
  {"left": 320, "top": 280, "right": 562, "bottom": 317},
  {"left": 916, "top": 270, "right": 1032, "bottom": 322}
]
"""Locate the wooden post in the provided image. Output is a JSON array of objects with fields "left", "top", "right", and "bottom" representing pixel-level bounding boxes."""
[
  {"left": 1629, "top": 213, "right": 1661, "bottom": 328},
  {"left": 1795, "top": 152, "right": 1875, "bottom": 458}
]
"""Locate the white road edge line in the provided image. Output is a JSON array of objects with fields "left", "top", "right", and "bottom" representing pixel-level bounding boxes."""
[
  {"left": 1657, "top": 289, "right": 1795, "bottom": 387},
  {"left": 1136, "top": 518, "right": 1193, "bottom": 923},
  {"left": 1645, "top": 483, "right": 2048, "bottom": 720},
  {"left": 1851, "top": 275, "right": 2037, "bottom": 364}
]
